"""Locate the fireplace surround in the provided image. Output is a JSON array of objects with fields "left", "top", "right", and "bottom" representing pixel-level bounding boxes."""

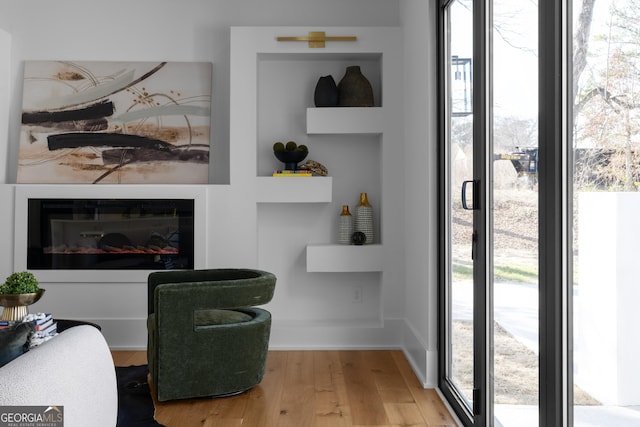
[{"left": 14, "top": 186, "right": 207, "bottom": 282}]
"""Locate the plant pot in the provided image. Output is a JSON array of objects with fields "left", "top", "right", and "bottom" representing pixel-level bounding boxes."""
[{"left": 0, "top": 289, "right": 45, "bottom": 321}]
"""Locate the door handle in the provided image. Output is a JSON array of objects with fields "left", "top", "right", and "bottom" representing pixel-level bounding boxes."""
[{"left": 461, "top": 180, "right": 477, "bottom": 210}]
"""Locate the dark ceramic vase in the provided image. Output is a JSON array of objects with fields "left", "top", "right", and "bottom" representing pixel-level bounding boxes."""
[
  {"left": 314, "top": 75, "right": 339, "bottom": 107},
  {"left": 337, "top": 65, "right": 374, "bottom": 107}
]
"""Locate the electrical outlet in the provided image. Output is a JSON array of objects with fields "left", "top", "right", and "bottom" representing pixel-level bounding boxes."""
[{"left": 352, "top": 285, "right": 363, "bottom": 303}]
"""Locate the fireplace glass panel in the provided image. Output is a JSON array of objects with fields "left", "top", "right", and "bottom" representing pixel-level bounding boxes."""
[{"left": 27, "top": 199, "right": 195, "bottom": 270}]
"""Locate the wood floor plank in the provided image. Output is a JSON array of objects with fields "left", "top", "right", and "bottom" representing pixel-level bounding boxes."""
[
  {"left": 314, "top": 351, "right": 352, "bottom": 427},
  {"left": 368, "top": 350, "right": 411, "bottom": 390},
  {"left": 391, "top": 351, "right": 459, "bottom": 427},
  {"left": 156, "top": 399, "right": 208, "bottom": 426},
  {"left": 111, "top": 350, "right": 459, "bottom": 427},
  {"left": 201, "top": 417, "right": 243, "bottom": 427},
  {"left": 111, "top": 350, "right": 147, "bottom": 366},
  {"left": 277, "top": 350, "right": 316, "bottom": 427},
  {"left": 241, "top": 350, "right": 288, "bottom": 427},
  {"left": 200, "top": 393, "right": 248, "bottom": 424},
  {"left": 384, "top": 402, "right": 428, "bottom": 427},
  {"left": 339, "top": 350, "right": 390, "bottom": 426},
  {"left": 368, "top": 350, "right": 416, "bottom": 404}
]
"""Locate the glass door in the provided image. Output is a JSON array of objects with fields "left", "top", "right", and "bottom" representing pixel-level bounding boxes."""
[
  {"left": 490, "top": 0, "right": 540, "bottom": 425},
  {"left": 439, "top": 0, "right": 486, "bottom": 425},
  {"left": 439, "top": 1, "right": 635, "bottom": 425},
  {"left": 440, "top": 1, "right": 541, "bottom": 426}
]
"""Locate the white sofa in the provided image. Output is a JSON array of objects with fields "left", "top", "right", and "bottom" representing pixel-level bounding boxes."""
[{"left": 0, "top": 325, "right": 118, "bottom": 427}]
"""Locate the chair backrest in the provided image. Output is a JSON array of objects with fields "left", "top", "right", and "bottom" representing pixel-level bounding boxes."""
[{"left": 147, "top": 268, "right": 276, "bottom": 316}]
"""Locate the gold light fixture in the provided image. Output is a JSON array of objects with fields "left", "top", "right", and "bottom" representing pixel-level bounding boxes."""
[{"left": 277, "top": 31, "right": 357, "bottom": 48}]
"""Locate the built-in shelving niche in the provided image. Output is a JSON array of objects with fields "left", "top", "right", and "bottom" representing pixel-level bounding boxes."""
[{"left": 232, "top": 26, "right": 401, "bottom": 277}]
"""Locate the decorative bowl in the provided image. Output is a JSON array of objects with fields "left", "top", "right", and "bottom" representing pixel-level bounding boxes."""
[
  {"left": 274, "top": 150, "right": 308, "bottom": 170},
  {"left": 0, "top": 289, "right": 45, "bottom": 307},
  {"left": 0, "top": 289, "right": 45, "bottom": 321}
]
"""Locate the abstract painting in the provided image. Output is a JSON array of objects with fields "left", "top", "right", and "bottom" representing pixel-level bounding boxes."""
[{"left": 17, "top": 61, "right": 212, "bottom": 184}]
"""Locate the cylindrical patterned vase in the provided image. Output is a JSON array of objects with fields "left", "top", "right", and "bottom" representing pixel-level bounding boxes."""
[
  {"left": 354, "top": 193, "right": 374, "bottom": 245},
  {"left": 338, "top": 205, "right": 354, "bottom": 245}
]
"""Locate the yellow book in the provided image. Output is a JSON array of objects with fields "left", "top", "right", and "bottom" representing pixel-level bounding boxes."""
[{"left": 272, "top": 170, "right": 312, "bottom": 177}]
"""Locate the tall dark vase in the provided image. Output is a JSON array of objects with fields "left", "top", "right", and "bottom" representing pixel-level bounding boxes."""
[
  {"left": 337, "top": 65, "right": 374, "bottom": 107},
  {"left": 314, "top": 75, "right": 339, "bottom": 107}
]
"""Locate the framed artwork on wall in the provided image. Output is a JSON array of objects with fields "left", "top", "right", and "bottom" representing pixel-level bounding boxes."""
[{"left": 17, "top": 61, "right": 212, "bottom": 184}]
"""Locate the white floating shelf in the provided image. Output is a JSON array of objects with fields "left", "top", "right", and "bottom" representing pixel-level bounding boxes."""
[
  {"left": 255, "top": 176, "right": 332, "bottom": 203},
  {"left": 306, "top": 244, "right": 384, "bottom": 272},
  {"left": 306, "top": 107, "right": 384, "bottom": 134}
]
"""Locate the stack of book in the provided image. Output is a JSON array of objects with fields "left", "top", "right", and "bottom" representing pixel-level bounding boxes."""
[
  {"left": 272, "top": 170, "right": 312, "bottom": 177},
  {"left": 0, "top": 320, "right": 13, "bottom": 330},
  {"left": 23, "top": 312, "right": 57, "bottom": 347}
]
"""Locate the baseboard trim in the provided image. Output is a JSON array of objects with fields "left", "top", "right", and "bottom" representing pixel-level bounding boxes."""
[
  {"left": 100, "top": 315, "right": 438, "bottom": 387},
  {"left": 402, "top": 319, "right": 438, "bottom": 387},
  {"left": 269, "top": 318, "right": 405, "bottom": 349},
  {"left": 101, "top": 317, "right": 407, "bottom": 350}
]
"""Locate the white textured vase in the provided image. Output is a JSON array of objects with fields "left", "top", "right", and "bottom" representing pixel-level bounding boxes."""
[
  {"left": 354, "top": 193, "right": 374, "bottom": 244},
  {"left": 338, "top": 205, "right": 354, "bottom": 245}
]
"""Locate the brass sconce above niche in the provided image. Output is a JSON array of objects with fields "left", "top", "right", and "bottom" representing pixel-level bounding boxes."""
[{"left": 277, "top": 31, "right": 357, "bottom": 48}]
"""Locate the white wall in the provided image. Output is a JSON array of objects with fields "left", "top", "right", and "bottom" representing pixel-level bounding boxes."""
[
  {"left": 228, "top": 25, "right": 407, "bottom": 354},
  {"left": 0, "top": 0, "right": 435, "bottom": 353},
  {"left": 0, "top": 0, "right": 399, "bottom": 185},
  {"left": 576, "top": 193, "right": 640, "bottom": 405},
  {"left": 0, "top": 1, "right": 440, "bottom": 387},
  {"left": 400, "top": 0, "right": 439, "bottom": 387},
  {"left": 0, "top": 29, "right": 9, "bottom": 182}
]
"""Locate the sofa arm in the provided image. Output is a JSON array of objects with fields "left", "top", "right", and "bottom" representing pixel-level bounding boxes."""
[{"left": 0, "top": 325, "right": 117, "bottom": 427}]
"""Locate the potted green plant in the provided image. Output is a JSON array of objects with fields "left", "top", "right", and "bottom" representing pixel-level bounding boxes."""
[{"left": 0, "top": 272, "right": 45, "bottom": 321}]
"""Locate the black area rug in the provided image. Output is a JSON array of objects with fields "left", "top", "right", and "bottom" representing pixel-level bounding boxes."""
[{"left": 116, "top": 365, "right": 165, "bottom": 427}]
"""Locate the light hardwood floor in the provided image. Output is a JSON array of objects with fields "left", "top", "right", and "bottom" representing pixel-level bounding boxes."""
[{"left": 111, "top": 350, "right": 459, "bottom": 427}]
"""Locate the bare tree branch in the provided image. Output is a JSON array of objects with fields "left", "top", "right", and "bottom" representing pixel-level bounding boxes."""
[{"left": 573, "top": 0, "right": 597, "bottom": 114}]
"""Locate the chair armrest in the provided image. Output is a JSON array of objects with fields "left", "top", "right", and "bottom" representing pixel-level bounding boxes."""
[
  {"left": 0, "top": 326, "right": 117, "bottom": 427},
  {"left": 148, "top": 268, "right": 276, "bottom": 315}
]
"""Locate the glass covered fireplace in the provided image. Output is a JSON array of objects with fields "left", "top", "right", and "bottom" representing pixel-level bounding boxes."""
[{"left": 27, "top": 198, "right": 195, "bottom": 270}]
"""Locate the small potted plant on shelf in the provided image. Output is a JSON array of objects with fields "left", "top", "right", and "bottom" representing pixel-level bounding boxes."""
[
  {"left": 0, "top": 272, "right": 45, "bottom": 321},
  {"left": 273, "top": 141, "right": 309, "bottom": 171}
]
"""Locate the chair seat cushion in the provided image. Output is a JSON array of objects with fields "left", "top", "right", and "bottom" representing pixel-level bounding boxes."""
[{"left": 194, "top": 309, "right": 253, "bottom": 327}]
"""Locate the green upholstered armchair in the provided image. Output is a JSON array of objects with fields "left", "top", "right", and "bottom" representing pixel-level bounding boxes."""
[{"left": 146, "top": 268, "right": 276, "bottom": 402}]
